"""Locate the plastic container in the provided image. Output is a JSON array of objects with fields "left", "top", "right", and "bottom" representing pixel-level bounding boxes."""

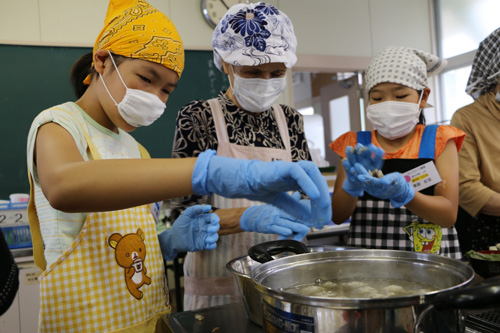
[
  {"left": 468, "top": 250, "right": 500, "bottom": 279},
  {"left": 0, "top": 202, "right": 31, "bottom": 249},
  {"left": 1, "top": 225, "right": 32, "bottom": 249}
]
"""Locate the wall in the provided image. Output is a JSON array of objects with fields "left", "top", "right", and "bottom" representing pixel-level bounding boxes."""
[
  {"left": 0, "top": 0, "right": 434, "bottom": 59},
  {"left": 0, "top": 0, "right": 435, "bottom": 110}
]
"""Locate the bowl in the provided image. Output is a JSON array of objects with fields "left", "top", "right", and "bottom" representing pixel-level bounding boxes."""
[{"left": 468, "top": 250, "right": 500, "bottom": 278}]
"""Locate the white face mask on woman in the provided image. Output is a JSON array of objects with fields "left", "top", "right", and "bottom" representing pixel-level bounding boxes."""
[
  {"left": 230, "top": 66, "right": 286, "bottom": 113},
  {"left": 99, "top": 51, "right": 166, "bottom": 127},
  {"left": 366, "top": 91, "right": 423, "bottom": 140}
]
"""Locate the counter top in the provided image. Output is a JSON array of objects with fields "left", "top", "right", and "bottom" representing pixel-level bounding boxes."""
[
  {"left": 161, "top": 292, "right": 499, "bottom": 333},
  {"left": 162, "top": 302, "right": 261, "bottom": 333}
]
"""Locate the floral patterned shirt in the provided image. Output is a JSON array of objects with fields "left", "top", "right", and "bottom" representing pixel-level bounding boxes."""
[{"left": 170, "top": 91, "right": 311, "bottom": 217}]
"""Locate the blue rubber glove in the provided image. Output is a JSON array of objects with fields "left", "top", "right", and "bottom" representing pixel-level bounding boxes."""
[
  {"left": 346, "top": 143, "right": 385, "bottom": 172},
  {"left": 240, "top": 204, "right": 311, "bottom": 242},
  {"left": 354, "top": 163, "right": 415, "bottom": 208},
  {"left": 158, "top": 205, "right": 220, "bottom": 261},
  {"left": 192, "top": 150, "right": 331, "bottom": 228},
  {"left": 342, "top": 158, "right": 364, "bottom": 197}
]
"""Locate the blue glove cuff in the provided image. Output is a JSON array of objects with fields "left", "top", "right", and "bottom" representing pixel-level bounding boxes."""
[
  {"left": 158, "top": 229, "right": 177, "bottom": 261},
  {"left": 390, "top": 183, "right": 415, "bottom": 208},
  {"left": 239, "top": 206, "right": 257, "bottom": 232},
  {"left": 192, "top": 149, "right": 217, "bottom": 196}
]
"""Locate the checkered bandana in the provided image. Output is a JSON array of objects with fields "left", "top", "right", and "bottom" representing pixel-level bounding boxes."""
[
  {"left": 466, "top": 27, "right": 500, "bottom": 99},
  {"left": 365, "top": 46, "right": 447, "bottom": 93}
]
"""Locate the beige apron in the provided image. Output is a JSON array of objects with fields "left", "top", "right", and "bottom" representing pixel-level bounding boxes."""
[
  {"left": 183, "top": 99, "right": 292, "bottom": 310},
  {"left": 28, "top": 128, "right": 169, "bottom": 333}
]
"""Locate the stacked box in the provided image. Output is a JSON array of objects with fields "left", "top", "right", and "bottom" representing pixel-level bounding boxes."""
[{"left": 0, "top": 202, "right": 31, "bottom": 249}]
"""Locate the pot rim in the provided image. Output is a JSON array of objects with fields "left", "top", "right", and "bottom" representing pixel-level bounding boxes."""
[
  {"left": 226, "top": 245, "right": 358, "bottom": 278},
  {"left": 250, "top": 249, "right": 474, "bottom": 309}
]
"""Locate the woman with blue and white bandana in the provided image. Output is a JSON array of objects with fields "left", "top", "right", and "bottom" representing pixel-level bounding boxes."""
[
  {"left": 170, "top": 2, "right": 331, "bottom": 310},
  {"left": 330, "top": 47, "right": 465, "bottom": 259}
]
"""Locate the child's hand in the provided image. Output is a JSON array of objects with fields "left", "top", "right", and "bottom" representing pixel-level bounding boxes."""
[
  {"left": 346, "top": 143, "right": 385, "bottom": 175},
  {"left": 341, "top": 158, "right": 364, "bottom": 197},
  {"left": 355, "top": 164, "right": 415, "bottom": 207},
  {"left": 158, "top": 205, "right": 220, "bottom": 261}
]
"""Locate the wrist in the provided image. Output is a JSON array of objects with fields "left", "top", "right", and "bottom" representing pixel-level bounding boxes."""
[
  {"left": 391, "top": 183, "right": 415, "bottom": 208},
  {"left": 239, "top": 206, "right": 257, "bottom": 231},
  {"left": 158, "top": 229, "right": 178, "bottom": 261},
  {"left": 192, "top": 149, "right": 217, "bottom": 196}
]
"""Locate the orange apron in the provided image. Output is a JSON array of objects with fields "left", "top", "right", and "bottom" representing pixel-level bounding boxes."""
[
  {"left": 183, "top": 99, "right": 292, "bottom": 310},
  {"left": 28, "top": 127, "right": 169, "bottom": 333}
]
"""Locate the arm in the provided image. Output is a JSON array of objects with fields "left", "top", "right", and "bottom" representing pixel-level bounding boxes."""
[
  {"left": 451, "top": 110, "right": 498, "bottom": 216},
  {"left": 331, "top": 161, "right": 358, "bottom": 224},
  {"left": 479, "top": 193, "right": 500, "bottom": 216},
  {"left": 404, "top": 139, "right": 459, "bottom": 227},
  {"left": 36, "top": 122, "right": 331, "bottom": 224},
  {"left": 212, "top": 207, "right": 248, "bottom": 235},
  {"left": 36, "top": 122, "right": 196, "bottom": 212}
]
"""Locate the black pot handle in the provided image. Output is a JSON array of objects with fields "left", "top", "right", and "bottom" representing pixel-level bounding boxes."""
[
  {"left": 248, "top": 240, "right": 309, "bottom": 264},
  {"left": 432, "top": 276, "right": 500, "bottom": 310}
]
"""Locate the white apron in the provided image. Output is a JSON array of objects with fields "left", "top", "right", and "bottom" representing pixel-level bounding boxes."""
[{"left": 183, "top": 99, "right": 292, "bottom": 310}]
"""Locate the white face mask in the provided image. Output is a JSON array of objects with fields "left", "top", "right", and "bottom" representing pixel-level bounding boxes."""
[
  {"left": 230, "top": 66, "right": 286, "bottom": 113},
  {"left": 99, "top": 51, "right": 166, "bottom": 127},
  {"left": 367, "top": 92, "right": 423, "bottom": 140}
]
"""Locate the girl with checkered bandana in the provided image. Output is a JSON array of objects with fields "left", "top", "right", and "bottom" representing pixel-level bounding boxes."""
[{"left": 330, "top": 46, "right": 465, "bottom": 259}]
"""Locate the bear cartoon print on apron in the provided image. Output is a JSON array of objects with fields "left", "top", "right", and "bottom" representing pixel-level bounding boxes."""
[
  {"left": 349, "top": 125, "right": 461, "bottom": 259},
  {"left": 28, "top": 127, "right": 169, "bottom": 333},
  {"left": 182, "top": 98, "right": 294, "bottom": 310}
]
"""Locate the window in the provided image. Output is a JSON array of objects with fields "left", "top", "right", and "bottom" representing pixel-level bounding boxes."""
[{"left": 435, "top": 0, "right": 500, "bottom": 122}]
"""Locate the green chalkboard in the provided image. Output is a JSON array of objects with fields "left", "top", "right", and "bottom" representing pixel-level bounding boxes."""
[{"left": 0, "top": 44, "right": 229, "bottom": 199}]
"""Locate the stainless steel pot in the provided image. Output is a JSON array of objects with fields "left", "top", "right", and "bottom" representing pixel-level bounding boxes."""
[
  {"left": 226, "top": 243, "right": 354, "bottom": 327},
  {"left": 248, "top": 240, "right": 500, "bottom": 333}
]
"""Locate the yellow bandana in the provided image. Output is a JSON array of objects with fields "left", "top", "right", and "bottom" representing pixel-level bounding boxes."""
[{"left": 83, "top": 0, "right": 184, "bottom": 84}]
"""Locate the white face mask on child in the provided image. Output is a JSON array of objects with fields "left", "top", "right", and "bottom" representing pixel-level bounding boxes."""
[
  {"left": 366, "top": 91, "right": 423, "bottom": 140},
  {"left": 99, "top": 51, "right": 166, "bottom": 127},
  {"left": 230, "top": 66, "right": 286, "bottom": 113}
]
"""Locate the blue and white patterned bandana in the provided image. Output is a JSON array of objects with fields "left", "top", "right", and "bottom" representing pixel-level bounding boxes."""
[
  {"left": 212, "top": 2, "right": 297, "bottom": 72},
  {"left": 365, "top": 46, "right": 447, "bottom": 93},
  {"left": 465, "top": 27, "right": 500, "bottom": 99}
]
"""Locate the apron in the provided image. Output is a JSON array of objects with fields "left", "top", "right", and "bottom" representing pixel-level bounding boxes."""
[
  {"left": 28, "top": 128, "right": 169, "bottom": 333},
  {"left": 349, "top": 125, "right": 462, "bottom": 259},
  {"left": 183, "top": 99, "right": 293, "bottom": 310},
  {"left": 455, "top": 206, "right": 500, "bottom": 255}
]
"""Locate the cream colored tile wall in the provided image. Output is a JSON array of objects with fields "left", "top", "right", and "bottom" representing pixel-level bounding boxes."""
[
  {"left": 0, "top": 0, "right": 433, "bottom": 56},
  {"left": 0, "top": 0, "right": 40, "bottom": 43},
  {"left": 0, "top": 0, "right": 434, "bottom": 111},
  {"left": 279, "top": 0, "right": 373, "bottom": 57},
  {"left": 38, "top": 0, "right": 107, "bottom": 45},
  {"left": 369, "top": 0, "right": 433, "bottom": 54}
]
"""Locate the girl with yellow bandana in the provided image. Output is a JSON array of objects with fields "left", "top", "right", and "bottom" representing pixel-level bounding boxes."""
[{"left": 26, "top": 0, "right": 331, "bottom": 332}]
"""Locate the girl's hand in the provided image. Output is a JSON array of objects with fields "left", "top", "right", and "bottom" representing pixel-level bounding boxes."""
[{"left": 355, "top": 164, "right": 415, "bottom": 207}]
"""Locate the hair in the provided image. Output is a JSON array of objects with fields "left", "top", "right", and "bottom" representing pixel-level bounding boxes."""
[
  {"left": 70, "top": 51, "right": 127, "bottom": 99},
  {"left": 417, "top": 90, "right": 426, "bottom": 125}
]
